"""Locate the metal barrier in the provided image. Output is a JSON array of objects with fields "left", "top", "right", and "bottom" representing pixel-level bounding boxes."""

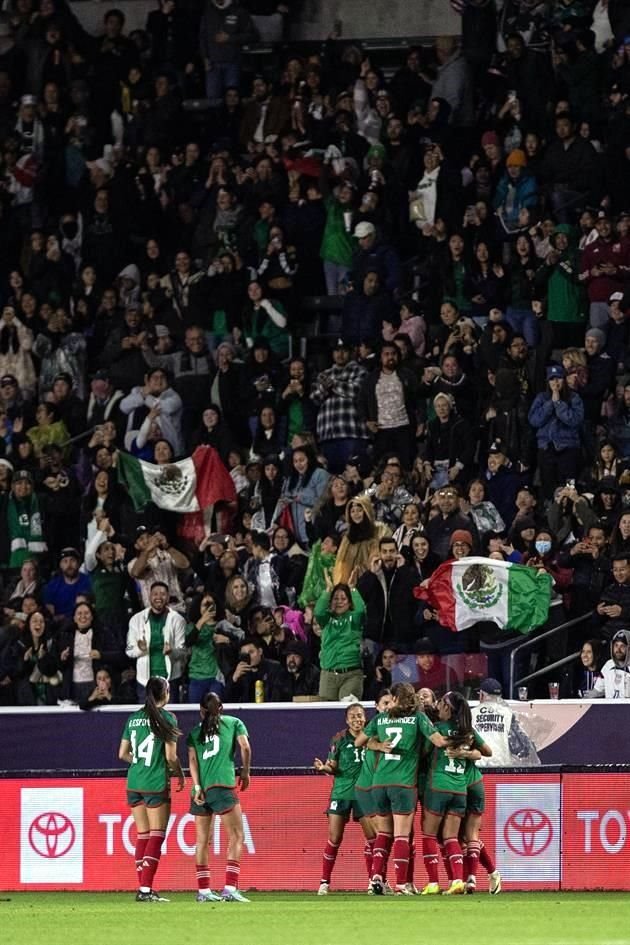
[{"left": 508, "top": 611, "right": 594, "bottom": 699}]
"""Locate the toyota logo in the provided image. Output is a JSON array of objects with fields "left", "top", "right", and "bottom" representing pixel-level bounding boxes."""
[
  {"left": 28, "top": 812, "right": 76, "bottom": 859},
  {"left": 504, "top": 808, "right": 553, "bottom": 856}
]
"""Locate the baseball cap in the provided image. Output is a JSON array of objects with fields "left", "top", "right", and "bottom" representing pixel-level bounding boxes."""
[
  {"left": 53, "top": 372, "right": 73, "bottom": 386},
  {"left": 612, "top": 629, "right": 629, "bottom": 643},
  {"left": 479, "top": 677, "right": 502, "bottom": 695},
  {"left": 367, "top": 143, "right": 386, "bottom": 161},
  {"left": 12, "top": 470, "right": 32, "bottom": 483},
  {"left": 414, "top": 637, "right": 437, "bottom": 655},
  {"left": 354, "top": 221, "right": 376, "bottom": 239},
  {"left": 609, "top": 291, "right": 625, "bottom": 303},
  {"left": 546, "top": 364, "right": 565, "bottom": 380},
  {"left": 92, "top": 369, "right": 111, "bottom": 381},
  {"left": 59, "top": 546, "right": 81, "bottom": 562},
  {"left": 154, "top": 325, "right": 170, "bottom": 338},
  {"left": 333, "top": 337, "right": 352, "bottom": 350},
  {"left": 20, "top": 94, "right": 37, "bottom": 106}
]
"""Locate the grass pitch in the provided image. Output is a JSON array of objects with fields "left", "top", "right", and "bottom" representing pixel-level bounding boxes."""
[{"left": 2, "top": 892, "right": 627, "bottom": 945}]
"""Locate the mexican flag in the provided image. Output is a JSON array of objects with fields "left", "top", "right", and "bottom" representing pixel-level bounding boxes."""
[
  {"left": 414, "top": 557, "right": 552, "bottom": 633},
  {"left": 117, "top": 446, "right": 236, "bottom": 513}
]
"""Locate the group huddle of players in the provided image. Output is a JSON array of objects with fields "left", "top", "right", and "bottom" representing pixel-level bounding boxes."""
[{"left": 314, "top": 683, "right": 502, "bottom": 896}]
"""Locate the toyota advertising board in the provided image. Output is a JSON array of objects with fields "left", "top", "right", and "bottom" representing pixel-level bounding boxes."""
[{"left": 1, "top": 773, "right": 629, "bottom": 891}]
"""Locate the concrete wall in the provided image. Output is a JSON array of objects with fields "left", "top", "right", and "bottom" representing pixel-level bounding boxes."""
[{"left": 69, "top": 0, "right": 459, "bottom": 41}]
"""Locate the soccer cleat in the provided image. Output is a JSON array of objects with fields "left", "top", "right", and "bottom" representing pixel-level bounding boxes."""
[
  {"left": 420, "top": 883, "right": 441, "bottom": 896},
  {"left": 317, "top": 882, "right": 330, "bottom": 896},
  {"left": 465, "top": 877, "right": 476, "bottom": 895},
  {"left": 443, "top": 879, "right": 466, "bottom": 896},
  {"left": 489, "top": 870, "right": 502, "bottom": 895},
  {"left": 367, "top": 881, "right": 374, "bottom": 895},
  {"left": 384, "top": 880, "right": 395, "bottom": 896},
  {"left": 196, "top": 890, "right": 222, "bottom": 902},
  {"left": 220, "top": 888, "right": 250, "bottom": 902},
  {"left": 394, "top": 884, "right": 414, "bottom": 895},
  {"left": 370, "top": 875, "right": 384, "bottom": 896},
  {"left": 135, "top": 890, "right": 170, "bottom": 902},
  {"left": 404, "top": 883, "right": 419, "bottom": 895}
]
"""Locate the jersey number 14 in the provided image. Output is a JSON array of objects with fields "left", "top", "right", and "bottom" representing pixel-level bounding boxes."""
[{"left": 131, "top": 730, "right": 155, "bottom": 767}]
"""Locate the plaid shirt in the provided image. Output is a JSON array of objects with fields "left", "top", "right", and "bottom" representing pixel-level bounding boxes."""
[{"left": 311, "top": 361, "right": 369, "bottom": 441}]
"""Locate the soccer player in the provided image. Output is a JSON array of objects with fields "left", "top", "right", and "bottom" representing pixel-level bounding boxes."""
[
  {"left": 355, "top": 688, "right": 395, "bottom": 893},
  {"left": 315, "top": 702, "right": 381, "bottom": 896},
  {"left": 461, "top": 763, "right": 501, "bottom": 894},
  {"left": 421, "top": 691, "right": 487, "bottom": 896},
  {"left": 118, "top": 675, "right": 185, "bottom": 902},
  {"left": 187, "top": 692, "right": 252, "bottom": 902},
  {"left": 362, "top": 682, "right": 447, "bottom": 895}
]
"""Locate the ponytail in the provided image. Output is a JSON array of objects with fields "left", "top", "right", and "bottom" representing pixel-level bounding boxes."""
[
  {"left": 200, "top": 691, "right": 223, "bottom": 739},
  {"left": 389, "top": 682, "right": 417, "bottom": 717},
  {"left": 443, "top": 690, "right": 473, "bottom": 747},
  {"left": 144, "top": 676, "right": 180, "bottom": 742}
]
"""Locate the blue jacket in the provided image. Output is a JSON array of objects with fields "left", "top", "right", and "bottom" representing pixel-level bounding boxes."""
[
  {"left": 527, "top": 392, "right": 584, "bottom": 450},
  {"left": 493, "top": 172, "right": 538, "bottom": 228}
]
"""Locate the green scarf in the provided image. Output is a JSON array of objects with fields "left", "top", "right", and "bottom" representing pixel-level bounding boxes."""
[
  {"left": 7, "top": 494, "right": 46, "bottom": 568},
  {"left": 298, "top": 540, "right": 336, "bottom": 608}
]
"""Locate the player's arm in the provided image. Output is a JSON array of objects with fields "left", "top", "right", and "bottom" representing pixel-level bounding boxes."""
[
  {"left": 314, "top": 757, "right": 337, "bottom": 775},
  {"left": 118, "top": 738, "right": 133, "bottom": 764},
  {"left": 165, "top": 739, "right": 185, "bottom": 792},
  {"left": 447, "top": 746, "right": 483, "bottom": 761},
  {"left": 429, "top": 732, "right": 448, "bottom": 748},
  {"left": 367, "top": 736, "right": 393, "bottom": 752},
  {"left": 237, "top": 734, "right": 251, "bottom": 791},
  {"left": 188, "top": 745, "right": 204, "bottom": 803},
  {"left": 354, "top": 732, "right": 368, "bottom": 748}
]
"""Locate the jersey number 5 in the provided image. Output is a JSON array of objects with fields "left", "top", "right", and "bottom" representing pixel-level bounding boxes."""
[
  {"left": 131, "top": 730, "right": 155, "bottom": 767},
  {"left": 383, "top": 726, "right": 403, "bottom": 761},
  {"left": 202, "top": 734, "right": 220, "bottom": 760}
]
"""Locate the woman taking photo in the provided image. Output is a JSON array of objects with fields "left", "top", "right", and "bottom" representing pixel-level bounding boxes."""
[
  {"left": 188, "top": 691, "right": 252, "bottom": 902},
  {"left": 185, "top": 592, "right": 232, "bottom": 702},
  {"left": 279, "top": 447, "right": 330, "bottom": 547},
  {"left": 118, "top": 676, "right": 185, "bottom": 902}
]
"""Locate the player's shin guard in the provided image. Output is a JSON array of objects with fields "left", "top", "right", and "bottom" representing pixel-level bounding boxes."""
[
  {"left": 479, "top": 841, "right": 496, "bottom": 875},
  {"left": 392, "top": 836, "right": 410, "bottom": 888},
  {"left": 196, "top": 864, "right": 211, "bottom": 891},
  {"left": 464, "top": 840, "right": 481, "bottom": 880},
  {"left": 444, "top": 838, "right": 463, "bottom": 882},
  {"left": 135, "top": 831, "right": 150, "bottom": 877},
  {"left": 139, "top": 830, "right": 166, "bottom": 890},
  {"left": 422, "top": 834, "right": 440, "bottom": 885},
  {"left": 364, "top": 839, "right": 375, "bottom": 879},
  {"left": 224, "top": 859, "right": 240, "bottom": 890},
  {"left": 440, "top": 843, "right": 453, "bottom": 881},
  {"left": 371, "top": 832, "right": 392, "bottom": 879},
  {"left": 321, "top": 841, "right": 340, "bottom": 883}
]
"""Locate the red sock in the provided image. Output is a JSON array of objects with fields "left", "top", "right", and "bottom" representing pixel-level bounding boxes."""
[
  {"left": 407, "top": 837, "right": 415, "bottom": 885},
  {"left": 225, "top": 859, "right": 240, "bottom": 889},
  {"left": 139, "top": 830, "right": 165, "bottom": 890},
  {"left": 321, "top": 841, "right": 339, "bottom": 884},
  {"left": 444, "top": 838, "right": 463, "bottom": 882},
  {"left": 371, "top": 832, "right": 392, "bottom": 879},
  {"left": 440, "top": 843, "right": 453, "bottom": 881},
  {"left": 364, "top": 839, "right": 375, "bottom": 879},
  {"left": 196, "top": 863, "right": 211, "bottom": 890},
  {"left": 393, "top": 836, "right": 410, "bottom": 888},
  {"left": 465, "top": 840, "right": 481, "bottom": 880},
  {"left": 479, "top": 841, "right": 496, "bottom": 875},
  {"left": 135, "top": 832, "right": 149, "bottom": 877},
  {"left": 422, "top": 834, "right": 440, "bottom": 885}
]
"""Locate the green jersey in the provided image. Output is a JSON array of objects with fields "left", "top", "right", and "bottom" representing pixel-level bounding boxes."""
[
  {"left": 326, "top": 730, "right": 364, "bottom": 801},
  {"left": 429, "top": 721, "right": 486, "bottom": 794},
  {"left": 364, "top": 711, "right": 437, "bottom": 788},
  {"left": 187, "top": 715, "right": 248, "bottom": 790},
  {"left": 355, "top": 745, "right": 377, "bottom": 791},
  {"left": 121, "top": 708, "right": 178, "bottom": 792}
]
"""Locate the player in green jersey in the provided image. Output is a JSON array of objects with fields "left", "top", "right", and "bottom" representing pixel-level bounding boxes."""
[
  {"left": 187, "top": 692, "right": 252, "bottom": 903},
  {"left": 314, "top": 703, "right": 376, "bottom": 896},
  {"left": 355, "top": 688, "right": 395, "bottom": 893},
  {"left": 363, "top": 682, "right": 446, "bottom": 896},
  {"left": 118, "top": 676, "right": 185, "bottom": 903},
  {"left": 421, "top": 691, "right": 485, "bottom": 897}
]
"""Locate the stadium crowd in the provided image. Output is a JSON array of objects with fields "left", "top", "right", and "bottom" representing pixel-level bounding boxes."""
[{"left": 1, "top": 0, "right": 630, "bottom": 706}]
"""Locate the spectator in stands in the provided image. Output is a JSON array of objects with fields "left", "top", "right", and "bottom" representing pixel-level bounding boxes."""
[
  {"left": 586, "top": 628, "right": 630, "bottom": 699},
  {"left": 357, "top": 536, "right": 418, "bottom": 650},
  {"left": 310, "top": 339, "right": 368, "bottom": 473},
  {"left": 128, "top": 526, "right": 189, "bottom": 614},
  {"left": 280, "top": 639, "right": 320, "bottom": 699},
  {"left": 226, "top": 635, "right": 284, "bottom": 701},
  {"left": 126, "top": 579, "right": 187, "bottom": 700},
  {"left": 42, "top": 547, "right": 91, "bottom": 619},
  {"left": 596, "top": 555, "right": 630, "bottom": 639}
]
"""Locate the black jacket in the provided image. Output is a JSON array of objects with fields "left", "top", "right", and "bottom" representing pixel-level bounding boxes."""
[
  {"left": 225, "top": 657, "right": 285, "bottom": 702},
  {"left": 357, "top": 564, "right": 419, "bottom": 647},
  {"left": 359, "top": 366, "right": 418, "bottom": 427}
]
